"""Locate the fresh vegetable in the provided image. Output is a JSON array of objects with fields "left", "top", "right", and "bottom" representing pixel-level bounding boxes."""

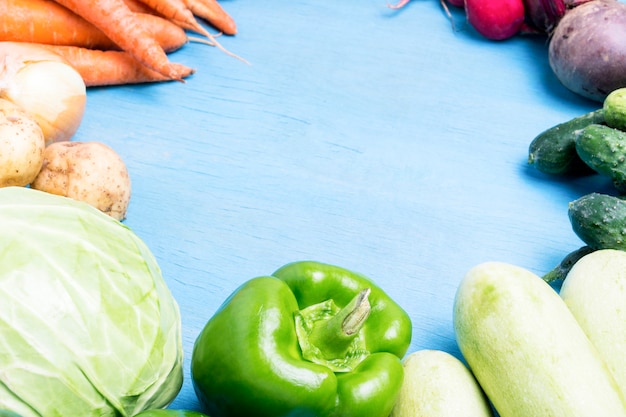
[
  {"left": 0, "top": 0, "right": 188, "bottom": 52},
  {"left": 40, "top": 44, "right": 195, "bottom": 86},
  {"left": 527, "top": 109, "right": 604, "bottom": 175},
  {"left": 465, "top": 0, "right": 526, "bottom": 40},
  {"left": 604, "top": 87, "right": 626, "bottom": 131},
  {"left": 135, "top": 410, "right": 210, "bottom": 417},
  {"left": 53, "top": 0, "right": 192, "bottom": 81},
  {"left": 0, "top": 186, "right": 183, "bottom": 417},
  {"left": 0, "top": 41, "right": 86, "bottom": 145},
  {"left": 0, "top": 98, "right": 45, "bottom": 187},
  {"left": 454, "top": 261, "right": 626, "bottom": 416},
  {"left": 549, "top": 0, "right": 626, "bottom": 102},
  {"left": 522, "top": 0, "right": 566, "bottom": 33},
  {"left": 560, "top": 249, "right": 626, "bottom": 397},
  {"left": 0, "top": 412, "right": 22, "bottom": 417},
  {"left": 575, "top": 124, "right": 626, "bottom": 192},
  {"left": 191, "top": 260, "right": 412, "bottom": 417},
  {"left": 134, "top": 0, "right": 211, "bottom": 36},
  {"left": 31, "top": 141, "right": 132, "bottom": 221},
  {"left": 568, "top": 192, "right": 626, "bottom": 251},
  {"left": 389, "top": 349, "right": 493, "bottom": 417},
  {"left": 183, "top": 0, "right": 237, "bottom": 35},
  {"left": 542, "top": 245, "right": 595, "bottom": 283}
]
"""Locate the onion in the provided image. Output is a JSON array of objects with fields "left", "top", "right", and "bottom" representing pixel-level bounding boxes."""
[{"left": 0, "top": 42, "right": 86, "bottom": 145}]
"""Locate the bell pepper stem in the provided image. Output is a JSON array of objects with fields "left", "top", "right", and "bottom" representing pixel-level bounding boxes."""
[{"left": 308, "top": 288, "right": 371, "bottom": 358}]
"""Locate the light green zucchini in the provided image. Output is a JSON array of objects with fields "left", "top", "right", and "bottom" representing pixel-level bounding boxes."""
[
  {"left": 453, "top": 261, "right": 626, "bottom": 417},
  {"left": 389, "top": 349, "right": 493, "bottom": 417},
  {"left": 560, "top": 249, "right": 626, "bottom": 398}
]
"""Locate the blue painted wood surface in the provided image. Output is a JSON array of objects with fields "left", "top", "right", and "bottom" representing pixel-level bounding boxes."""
[{"left": 74, "top": 0, "right": 606, "bottom": 411}]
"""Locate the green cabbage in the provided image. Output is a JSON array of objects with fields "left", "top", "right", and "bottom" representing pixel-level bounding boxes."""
[{"left": 0, "top": 187, "right": 183, "bottom": 417}]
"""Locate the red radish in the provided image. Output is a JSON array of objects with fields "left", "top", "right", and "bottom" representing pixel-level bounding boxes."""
[
  {"left": 465, "top": 0, "right": 526, "bottom": 40},
  {"left": 388, "top": 0, "right": 464, "bottom": 9}
]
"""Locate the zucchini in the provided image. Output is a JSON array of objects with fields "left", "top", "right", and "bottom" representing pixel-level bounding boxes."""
[
  {"left": 575, "top": 123, "right": 626, "bottom": 193},
  {"left": 560, "top": 249, "right": 626, "bottom": 399},
  {"left": 453, "top": 261, "right": 626, "bottom": 417},
  {"left": 604, "top": 88, "right": 626, "bottom": 131},
  {"left": 568, "top": 192, "right": 626, "bottom": 250},
  {"left": 389, "top": 349, "right": 493, "bottom": 417},
  {"left": 527, "top": 109, "right": 604, "bottom": 175}
]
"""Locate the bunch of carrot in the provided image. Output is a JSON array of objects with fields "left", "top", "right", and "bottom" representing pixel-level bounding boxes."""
[{"left": 0, "top": 0, "right": 238, "bottom": 86}]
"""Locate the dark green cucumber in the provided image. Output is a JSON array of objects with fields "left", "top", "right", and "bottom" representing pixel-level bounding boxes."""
[
  {"left": 569, "top": 193, "right": 626, "bottom": 250},
  {"left": 575, "top": 124, "right": 626, "bottom": 193},
  {"left": 542, "top": 245, "right": 596, "bottom": 284},
  {"left": 528, "top": 109, "right": 604, "bottom": 175},
  {"left": 604, "top": 88, "right": 626, "bottom": 131}
]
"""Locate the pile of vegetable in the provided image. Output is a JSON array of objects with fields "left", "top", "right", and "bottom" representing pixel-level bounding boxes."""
[
  {"left": 0, "top": 0, "right": 239, "bottom": 86},
  {"left": 391, "top": 0, "right": 626, "bottom": 102},
  {"left": 0, "top": 41, "right": 132, "bottom": 220},
  {"left": 527, "top": 87, "right": 626, "bottom": 280}
]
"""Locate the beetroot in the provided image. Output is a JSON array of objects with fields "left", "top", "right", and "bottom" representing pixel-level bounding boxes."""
[
  {"left": 522, "top": 0, "right": 566, "bottom": 32},
  {"left": 549, "top": 0, "right": 626, "bottom": 102},
  {"left": 465, "top": 0, "right": 526, "bottom": 40}
]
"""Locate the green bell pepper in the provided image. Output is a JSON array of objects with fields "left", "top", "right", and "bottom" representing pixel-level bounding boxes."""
[{"left": 191, "top": 261, "right": 412, "bottom": 417}]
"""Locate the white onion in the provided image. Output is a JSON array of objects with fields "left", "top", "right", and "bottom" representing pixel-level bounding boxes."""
[{"left": 0, "top": 42, "right": 86, "bottom": 145}]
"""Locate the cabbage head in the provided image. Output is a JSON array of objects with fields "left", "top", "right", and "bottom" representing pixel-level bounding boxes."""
[{"left": 0, "top": 187, "right": 183, "bottom": 417}]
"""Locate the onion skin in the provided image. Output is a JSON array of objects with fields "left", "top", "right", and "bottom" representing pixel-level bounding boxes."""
[
  {"left": 549, "top": 0, "right": 626, "bottom": 102},
  {"left": 0, "top": 41, "right": 86, "bottom": 145}
]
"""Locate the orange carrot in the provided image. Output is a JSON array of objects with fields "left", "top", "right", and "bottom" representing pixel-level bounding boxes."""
[
  {"left": 134, "top": 0, "right": 209, "bottom": 35},
  {"left": 122, "top": 0, "right": 158, "bottom": 14},
  {"left": 0, "top": 0, "right": 188, "bottom": 53},
  {"left": 53, "top": 0, "right": 191, "bottom": 81},
  {"left": 40, "top": 44, "right": 195, "bottom": 86},
  {"left": 184, "top": 0, "right": 237, "bottom": 35}
]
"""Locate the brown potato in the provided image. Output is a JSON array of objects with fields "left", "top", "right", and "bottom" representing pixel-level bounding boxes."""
[
  {"left": 0, "top": 98, "right": 45, "bottom": 187},
  {"left": 31, "top": 141, "right": 131, "bottom": 221}
]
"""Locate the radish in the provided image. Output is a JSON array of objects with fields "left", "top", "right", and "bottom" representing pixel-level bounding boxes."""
[
  {"left": 549, "top": 0, "right": 626, "bottom": 102},
  {"left": 465, "top": 0, "right": 526, "bottom": 40}
]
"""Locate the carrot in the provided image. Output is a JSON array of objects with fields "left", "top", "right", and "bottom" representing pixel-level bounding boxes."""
[
  {"left": 184, "top": 0, "right": 237, "bottom": 35},
  {"left": 0, "top": 0, "right": 111, "bottom": 47},
  {"left": 134, "top": 0, "right": 210, "bottom": 35},
  {"left": 0, "top": 0, "right": 188, "bottom": 53},
  {"left": 53, "top": 0, "right": 191, "bottom": 80},
  {"left": 122, "top": 0, "right": 159, "bottom": 14},
  {"left": 39, "top": 44, "right": 195, "bottom": 86}
]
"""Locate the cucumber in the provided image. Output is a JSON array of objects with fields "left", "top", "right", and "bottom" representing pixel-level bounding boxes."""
[
  {"left": 560, "top": 249, "right": 626, "bottom": 400},
  {"left": 453, "top": 261, "right": 626, "bottom": 417},
  {"left": 575, "top": 123, "right": 626, "bottom": 192},
  {"left": 568, "top": 192, "right": 626, "bottom": 250},
  {"left": 389, "top": 349, "right": 493, "bottom": 417},
  {"left": 542, "top": 245, "right": 595, "bottom": 284},
  {"left": 604, "top": 88, "right": 626, "bottom": 131},
  {"left": 527, "top": 109, "right": 604, "bottom": 175}
]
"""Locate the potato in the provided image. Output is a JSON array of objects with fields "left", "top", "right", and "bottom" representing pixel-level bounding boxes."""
[
  {"left": 0, "top": 98, "right": 45, "bottom": 187},
  {"left": 31, "top": 141, "right": 131, "bottom": 221}
]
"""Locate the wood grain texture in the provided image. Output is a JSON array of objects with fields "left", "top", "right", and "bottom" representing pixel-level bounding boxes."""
[{"left": 73, "top": 0, "right": 603, "bottom": 410}]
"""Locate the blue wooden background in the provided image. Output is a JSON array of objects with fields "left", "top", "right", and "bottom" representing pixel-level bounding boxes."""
[{"left": 73, "top": 0, "right": 607, "bottom": 410}]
